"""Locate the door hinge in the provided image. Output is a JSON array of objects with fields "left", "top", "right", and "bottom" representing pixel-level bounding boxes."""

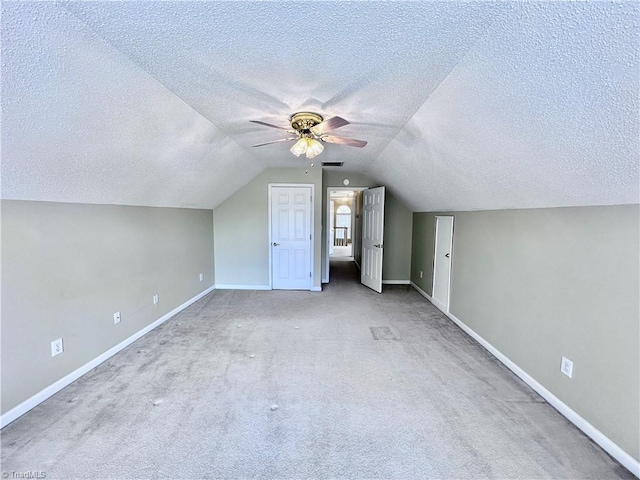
[{"left": 310, "top": 272, "right": 312, "bottom": 278}]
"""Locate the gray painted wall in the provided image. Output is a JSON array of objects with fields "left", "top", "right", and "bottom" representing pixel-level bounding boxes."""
[
  {"left": 411, "top": 212, "right": 436, "bottom": 294},
  {"left": 322, "top": 171, "right": 412, "bottom": 282},
  {"left": 1, "top": 200, "right": 215, "bottom": 414},
  {"left": 410, "top": 204, "right": 640, "bottom": 461},
  {"left": 213, "top": 168, "right": 323, "bottom": 289},
  {"left": 382, "top": 193, "right": 413, "bottom": 282}
]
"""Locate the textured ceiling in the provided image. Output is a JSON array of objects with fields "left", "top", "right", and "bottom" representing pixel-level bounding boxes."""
[{"left": 1, "top": 1, "right": 638, "bottom": 211}]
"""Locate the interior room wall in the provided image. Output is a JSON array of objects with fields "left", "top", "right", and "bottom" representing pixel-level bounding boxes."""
[
  {"left": 213, "top": 168, "right": 323, "bottom": 289},
  {"left": 411, "top": 212, "right": 436, "bottom": 294},
  {"left": 410, "top": 204, "right": 640, "bottom": 462},
  {"left": 381, "top": 193, "right": 413, "bottom": 282},
  {"left": 322, "top": 171, "right": 413, "bottom": 282},
  {"left": 1, "top": 200, "right": 215, "bottom": 415}
]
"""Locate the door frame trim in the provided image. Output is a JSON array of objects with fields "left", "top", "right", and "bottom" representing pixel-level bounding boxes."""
[
  {"left": 432, "top": 215, "right": 455, "bottom": 313},
  {"left": 324, "top": 186, "right": 368, "bottom": 283},
  {"left": 268, "top": 183, "right": 315, "bottom": 291}
]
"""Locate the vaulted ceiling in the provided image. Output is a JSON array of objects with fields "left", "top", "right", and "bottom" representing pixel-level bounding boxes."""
[{"left": 2, "top": 1, "right": 638, "bottom": 211}]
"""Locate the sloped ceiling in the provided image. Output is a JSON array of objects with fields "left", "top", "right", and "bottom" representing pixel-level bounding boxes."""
[{"left": 1, "top": 1, "right": 638, "bottom": 211}]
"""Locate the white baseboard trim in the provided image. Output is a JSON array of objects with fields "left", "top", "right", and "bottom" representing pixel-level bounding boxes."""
[
  {"left": 214, "top": 284, "right": 270, "bottom": 290},
  {"left": 1, "top": 285, "right": 216, "bottom": 429},
  {"left": 431, "top": 297, "right": 448, "bottom": 314},
  {"left": 410, "top": 281, "right": 452, "bottom": 313},
  {"left": 409, "top": 283, "right": 640, "bottom": 478},
  {"left": 410, "top": 281, "right": 432, "bottom": 301},
  {"left": 382, "top": 280, "right": 410, "bottom": 285},
  {"left": 311, "top": 286, "right": 322, "bottom": 292}
]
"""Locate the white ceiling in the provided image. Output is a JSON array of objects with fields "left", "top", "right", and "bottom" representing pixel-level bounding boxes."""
[{"left": 1, "top": 1, "right": 638, "bottom": 211}]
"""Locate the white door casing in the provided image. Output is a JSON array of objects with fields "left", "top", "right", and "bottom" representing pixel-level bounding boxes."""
[
  {"left": 350, "top": 198, "right": 357, "bottom": 258},
  {"left": 329, "top": 200, "right": 335, "bottom": 256},
  {"left": 361, "top": 186, "right": 385, "bottom": 293},
  {"left": 432, "top": 215, "right": 454, "bottom": 312},
  {"left": 324, "top": 186, "right": 367, "bottom": 283},
  {"left": 270, "top": 185, "right": 312, "bottom": 290}
]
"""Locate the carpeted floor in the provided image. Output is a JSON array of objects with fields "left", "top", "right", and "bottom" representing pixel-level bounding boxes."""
[
  {"left": 330, "top": 245, "right": 353, "bottom": 257},
  {"left": 1, "top": 259, "right": 633, "bottom": 479}
]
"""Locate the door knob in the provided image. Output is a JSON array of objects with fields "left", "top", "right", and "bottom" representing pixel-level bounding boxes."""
[
  {"left": 272, "top": 242, "right": 280, "bottom": 246},
  {"left": 374, "top": 244, "right": 383, "bottom": 248},
  {"left": 445, "top": 253, "right": 450, "bottom": 258}
]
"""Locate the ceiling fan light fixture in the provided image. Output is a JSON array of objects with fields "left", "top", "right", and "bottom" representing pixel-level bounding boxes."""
[
  {"left": 290, "top": 138, "right": 308, "bottom": 157},
  {"left": 252, "top": 112, "right": 365, "bottom": 165},
  {"left": 305, "top": 139, "right": 324, "bottom": 159}
]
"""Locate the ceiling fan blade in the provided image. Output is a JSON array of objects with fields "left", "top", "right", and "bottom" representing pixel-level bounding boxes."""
[
  {"left": 252, "top": 138, "right": 297, "bottom": 147},
  {"left": 250, "top": 120, "right": 290, "bottom": 131},
  {"left": 311, "top": 116, "right": 350, "bottom": 134},
  {"left": 321, "top": 135, "right": 367, "bottom": 148}
]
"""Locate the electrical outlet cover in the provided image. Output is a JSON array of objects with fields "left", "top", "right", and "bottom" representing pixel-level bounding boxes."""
[
  {"left": 199, "top": 273, "right": 204, "bottom": 282},
  {"left": 561, "top": 356, "right": 573, "bottom": 378},
  {"left": 51, "top": 338, "right": 64, "bottom": 357},
  {"left": 113, "top": 311, "right": 121, "bottom": 324}
]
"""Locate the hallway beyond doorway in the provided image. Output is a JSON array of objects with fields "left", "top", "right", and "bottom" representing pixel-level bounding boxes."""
[{"left": 330, "top": 245, "right": 352, "bottom": 258}]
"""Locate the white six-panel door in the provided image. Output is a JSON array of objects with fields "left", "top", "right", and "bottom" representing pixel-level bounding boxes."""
[
  {"left": 271, "top": 186, "right": 312, "bottom": 290},
  {"left": 432, "top": 215, "right": 454, "bottom": 312},
  {"left": 361, "top": 186, "right": 385, "bottom": 293}
]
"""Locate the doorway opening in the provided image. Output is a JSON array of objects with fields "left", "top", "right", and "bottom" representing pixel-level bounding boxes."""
[
  {"left": 329, "top": 190, "right": 355, "bottom": 260},
  {"left": 324, "top": 185, "right": 386, "bottom": 292},
  {"left": 334, "top": 204, "right": 353, "bottom": 256},
  {"left": 325, "top": 186, "right": 368, "bottom": 285}
]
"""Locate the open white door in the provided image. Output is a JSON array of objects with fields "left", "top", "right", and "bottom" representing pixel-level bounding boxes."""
[
  {"left": 361, "top": 186, "right": 385, "bottom": 293},
  {"left": 270, "top": 185, "right": 312, "bottom": 290},
  {"left": 432, "top": 215, "right": 454, "bottom": 312}
]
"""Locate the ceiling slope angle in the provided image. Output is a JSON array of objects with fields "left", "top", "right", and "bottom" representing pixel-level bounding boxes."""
[
  {"left": 369, "top": 1, "right": 640, "bottom": 212},
  {"left": 58, "top": 1, "right": 509, "bottom": 173},
  {"left": 1, "top": 2, "right": 262, "bottom": 209},
  {"left": 3, "top": 2, "right": 637, "bottom": 212}
]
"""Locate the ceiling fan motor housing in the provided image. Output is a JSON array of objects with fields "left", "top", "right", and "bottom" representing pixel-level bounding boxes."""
[
  {"left": 250, "top": 112, "right": 366, "bottom": 150},
  {"left": 290, "top": 112, "right": 324, "bottom": 135}
]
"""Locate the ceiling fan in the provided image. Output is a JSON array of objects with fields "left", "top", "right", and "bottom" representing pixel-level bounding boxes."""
[{"left": 250, "top": 112, "right": 367, "bottom": 160}]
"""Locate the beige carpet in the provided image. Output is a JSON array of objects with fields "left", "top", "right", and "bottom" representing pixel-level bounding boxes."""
[{"left": 1, "top": 259, "right": 633, "bottom": 479}]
